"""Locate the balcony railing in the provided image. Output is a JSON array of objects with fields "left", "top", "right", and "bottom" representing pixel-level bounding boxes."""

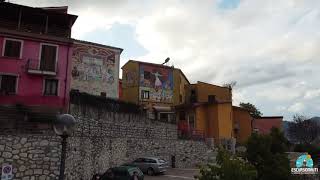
[{"left": 26, "top": 59, "right": 58, "bottom": 76}]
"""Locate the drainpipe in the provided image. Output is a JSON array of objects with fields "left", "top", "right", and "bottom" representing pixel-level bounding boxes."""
[{"left": 64, "top": 44, "right": 71, "bottom": 113}]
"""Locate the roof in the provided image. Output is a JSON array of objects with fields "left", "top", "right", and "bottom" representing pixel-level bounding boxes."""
[
  {"left": 73, "top": 39, "right": 123, "bottom": 53},
  {"left": 232, "top": 106, "right": 250, "bottom": 112},
  {"left": 255, "top": 116, "right": 283, "bottom": 119},
  {"left": 175, "top": 100, "right": 232, "bottom": 109},
  {"left": 1, "top": 2, "right": 77, "bottom": 26},
  {"left": 122, "top": 60, "right": 190, "bottom": 84},
  {"left": 194, "top": 81, "right": 231, "bottom": 90}
]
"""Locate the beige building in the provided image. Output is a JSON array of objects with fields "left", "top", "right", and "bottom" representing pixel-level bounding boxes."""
[{"left": 71, "top": 40, "right": 123, "bottom": 98}]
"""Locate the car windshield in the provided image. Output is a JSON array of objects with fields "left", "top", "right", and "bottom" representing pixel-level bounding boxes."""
[{"left": 158, "top": 159, "right": 166, "bottom": 163}]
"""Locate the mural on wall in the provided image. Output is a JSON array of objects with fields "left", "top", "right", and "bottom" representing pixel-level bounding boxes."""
[
  {"left": 123, "top": 70, "right": 138, "bottom": 87},
  {"left": 139, "top": 64, "right": 173, "bottom": 103},
  {"left": 71, "top": 43, "right": 118, "bottom": 97}
]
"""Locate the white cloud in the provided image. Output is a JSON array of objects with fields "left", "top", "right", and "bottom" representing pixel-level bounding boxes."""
[
  {"left": 288, "top": 102, "right": 305, "bottom": 113},
  {"left": 304, "top": 89, "right": 320, "bottom": 99},
  {"left": 11, "top": 0, "right": 320, "bottom": 119}
]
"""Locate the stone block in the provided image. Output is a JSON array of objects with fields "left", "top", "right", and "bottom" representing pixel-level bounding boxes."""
[
  {"left": 0, "top": 145, "right": 4, "bottom": 151},
  {"left": 22, "top": 176, "right": 30, "bottom": 180},
  {"left": 20, "top": 138, "right": 28, "bottom": 145},
  {"left": 34, "top": 169, "right": 43, "bottom": 175},
  {"left": 25, "top": 170, "right": 33, "bottom": 175},
  {"left": 39, "top": 175, "right": 47, "bottom": 180},
  {"left": 19, "top": 165, "right": 26, "bottom": 172},
  {"left": 40, "top": 140, "right": 49, "bottom": 146},
  {"left": 20, "top": 153, "right": 28, "bottom": 158},
  {"left": 2, "top": 152, "right": 12, "bottom": 158}
]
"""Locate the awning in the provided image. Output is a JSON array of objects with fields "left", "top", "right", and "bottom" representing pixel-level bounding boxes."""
[{"left": 153, "top": 106, "right": 172, "bottom": 112}]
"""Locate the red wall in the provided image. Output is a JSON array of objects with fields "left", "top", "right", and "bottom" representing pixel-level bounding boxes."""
[
  {"left": 253, "top": 117, "right": 283, "bottom": 134},
  {"left": 0, "top": 35, "right": 72, "bottom": 110}
]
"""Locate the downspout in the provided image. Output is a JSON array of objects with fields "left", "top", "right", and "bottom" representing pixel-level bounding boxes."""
[{"left": 64, "top": 43, "right": 71, "bottom": 113}]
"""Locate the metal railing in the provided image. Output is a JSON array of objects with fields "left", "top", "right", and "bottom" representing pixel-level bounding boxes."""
[{"left": 26, "top": 58, "right": 58, "bottom": 73}]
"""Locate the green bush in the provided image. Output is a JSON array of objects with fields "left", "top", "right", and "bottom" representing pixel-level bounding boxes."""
[
  {"left": 196, "top": 149, "right": 257, "bottom": 180},
  {"left": 246, "top": 128, "right": 291, "bottom": 180}
]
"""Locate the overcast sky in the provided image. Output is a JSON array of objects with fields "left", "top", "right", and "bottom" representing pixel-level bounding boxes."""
[{"left": 11, "top": 0, "right": 320, "bottom": 120}]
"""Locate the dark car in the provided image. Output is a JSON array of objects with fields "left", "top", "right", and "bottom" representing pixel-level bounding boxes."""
[
  {"left": 101, "top": 166, "right": 144, "bottom": 180},
  {"left": 124, "top": 157, "right": 169, "bottom": 175}
]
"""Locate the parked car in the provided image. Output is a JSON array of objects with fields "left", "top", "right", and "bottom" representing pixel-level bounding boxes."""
[
  {"left": 124, "top": 157, "right": 169, "bottom": 175},
  {"left": 100, "top": 166, "right": 144, "bottom": 180}
]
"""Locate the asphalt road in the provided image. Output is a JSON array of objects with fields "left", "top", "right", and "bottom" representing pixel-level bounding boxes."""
[{"left": 145, "top": 168, "right": 199, "bottom": 180}]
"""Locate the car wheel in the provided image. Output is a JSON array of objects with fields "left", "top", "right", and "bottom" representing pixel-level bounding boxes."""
[{"left": 147, "top": 168, "right": 154, "bottom": 176}]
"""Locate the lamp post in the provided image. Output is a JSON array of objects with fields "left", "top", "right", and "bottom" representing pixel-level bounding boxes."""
[{"left": 53, "top": 114, "right": 76, "bottom": 180}]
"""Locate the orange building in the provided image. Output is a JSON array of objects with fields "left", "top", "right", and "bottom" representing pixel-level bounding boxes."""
[
  {"left": 232, "top": 106, "right": 253, "bottom": 144},
  {"left": 176, "top": 82, "right": 234, "bottom": 141}
]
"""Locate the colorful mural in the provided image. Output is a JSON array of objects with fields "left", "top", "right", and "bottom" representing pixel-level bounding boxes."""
[
  {"left": 139, "top": 64, "right": 173, "bottom": 103},
  {"left": 71, "top": 42, "right": 119, "bottom": 98},
  {"left": 123, "top": 70, "right": 138, "bottom": 87}
]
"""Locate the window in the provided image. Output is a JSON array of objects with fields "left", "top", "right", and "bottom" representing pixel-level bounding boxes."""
[
  {"left": 44, "top": 79, "right": 58, "bottom": 96},
  {"left": 145, "top": 159, "right": 157, "bottom": 163},
  {"left": 0, "top": 75, "right": 17, "bottom": 94},
  {"left": 40, "top": 44, "right": 57, "bottom": 72},
  {"left": 208, "top": 95, "right": 216, "bottom": 103},
  {"left": 144, "top": 71, "right": 151, "bottom": 80},
  {"left": 3, "top": 39, "right": 22, "bottom": 58},
  {"left": 141, "top": 90, "right": 149, "bottom": 99}
]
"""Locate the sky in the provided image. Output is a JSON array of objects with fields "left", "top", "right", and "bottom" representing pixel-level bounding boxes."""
[{"left": 11, "top": 0, "right": 320, "bottom": 120}]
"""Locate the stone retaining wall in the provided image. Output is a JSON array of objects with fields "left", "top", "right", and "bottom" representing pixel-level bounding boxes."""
[
  {"left": 0, "top": 104, "right": 215, "bottom": 180},
  {"left": 0, "top": 135, "right": 61, "bottom": 180},
  {"left": 65, "top": 137, "right": 214, "bottom": 180}
]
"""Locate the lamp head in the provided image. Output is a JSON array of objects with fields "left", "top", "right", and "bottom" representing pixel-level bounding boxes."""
[{"left": 53, "top": 114, "right": 76, "bottom": 136}]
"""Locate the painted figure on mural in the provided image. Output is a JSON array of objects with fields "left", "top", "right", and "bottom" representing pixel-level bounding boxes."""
[
  {"left": 71, "top": 66, "right": 80, "bottom": 78},
  {"left": 152, "top": 71, "right": 162, "bottom": 90}
]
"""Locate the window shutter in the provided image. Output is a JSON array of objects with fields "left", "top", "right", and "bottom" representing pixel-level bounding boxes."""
[{"left": 40, "top": 45, "right": 57, "bottom": 71}]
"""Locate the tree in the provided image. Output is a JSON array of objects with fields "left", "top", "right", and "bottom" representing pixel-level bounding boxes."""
[
  {"left": 246, "top": 129, "right": 291, "bottom": 180},
  {"left": 223, "top": 81, "right": 237, "bottom": 89},
  {"left": 287, "top": 114, "right": 320, "bottom": 144},
  {"left": 196, "top": 148, "right": 257, "bottom": 180},
  {"left": 239, "top": 102, "right": 263, "bottom": 118}
]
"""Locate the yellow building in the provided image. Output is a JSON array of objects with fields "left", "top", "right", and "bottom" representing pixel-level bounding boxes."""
[
  {"left": 176, "top": 82, "right": 233, "bottom": 141},
  {"left": 122, "top": 62, "right": 253, "bottom": 143},
  {"left": 121, "top": 60, "right": 189, "bottom": 122}
]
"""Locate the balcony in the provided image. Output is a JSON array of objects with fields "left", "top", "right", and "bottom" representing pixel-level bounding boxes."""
[{"left": 26, "top": 59, "right": 57, "bottom": 76}]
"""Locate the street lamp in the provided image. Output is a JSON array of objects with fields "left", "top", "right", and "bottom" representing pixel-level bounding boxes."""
[{"left": 53, "top": 114, "right": 76, "bottom": 180}]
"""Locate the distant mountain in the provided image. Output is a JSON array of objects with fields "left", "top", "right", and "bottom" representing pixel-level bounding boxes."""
[
  {"left": 309, "top": 116, "right": 320, "bottom": 125},
  {"left": 282, "top": 116, "right": 320, "bottom": 143}
]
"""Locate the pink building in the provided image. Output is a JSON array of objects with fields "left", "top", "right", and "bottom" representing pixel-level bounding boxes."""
[
  {"left": 253, "top": 116, "right": 283, "bottom": 134},
  {"left": 0, "top": 2, "right": 77, "bottom": 112}
]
